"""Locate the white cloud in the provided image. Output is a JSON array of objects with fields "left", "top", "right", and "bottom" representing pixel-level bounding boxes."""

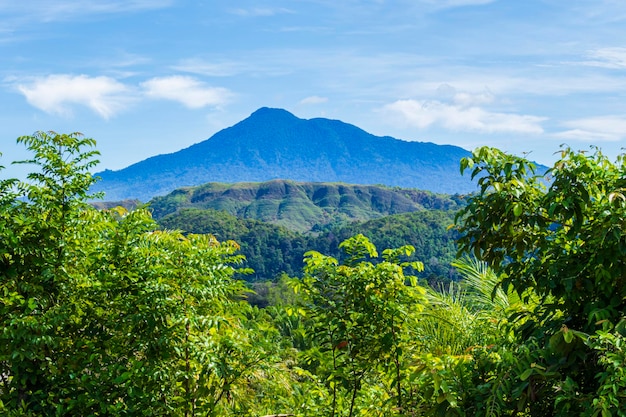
[
  {"left": 382, "top": 99, "right": 545, "bottom": 134},
  {"left": 582, "top": 47, "right": 626, "bottom": 69},
  {"left": 555, "top": 115, "right": 626, "bottom": 142},
  {"left": 15, "top": 74, "right": 130, "bottom": 118},
  {"left": 435, "top": 84, "right": 495, "bottom": 106},
  {"left": 300, "top": 95, "right": 328, "bottom": 105},
  {"left": 141, "top": 76, "right": 232, "bottom": 108},
  {"left": 453, "top": 90, "right": 494, "bottom": 106},
  {"left": 13, "top": 74, "right": 233, "bottom": 116}
]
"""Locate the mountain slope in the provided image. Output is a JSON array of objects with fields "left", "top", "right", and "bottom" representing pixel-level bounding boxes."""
[
  {"left": 149, "top": 179, "right": 463, "bottom": 233},
  {"left": 92, "top": 107, "right": 474, "bottom": 201}
]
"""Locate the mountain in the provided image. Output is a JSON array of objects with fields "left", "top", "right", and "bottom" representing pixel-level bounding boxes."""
[
  {"left": 92, "top": 107, "right": 474, "bottom": 201},
  {"left": 149, "top": 180, "right": 463, "bottom": 233}
]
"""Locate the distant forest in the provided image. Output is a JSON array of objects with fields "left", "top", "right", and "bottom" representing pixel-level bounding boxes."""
[{"left": 156, "top": 207, "right": 460, "bottom": 286}]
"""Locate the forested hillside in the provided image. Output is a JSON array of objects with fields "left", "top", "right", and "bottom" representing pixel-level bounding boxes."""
[
  {"left": 152, "top": 180, "right": 462, "bottom": 283},
  {"left": 157, "top": 207, "right": 459, "bottom": 283}
]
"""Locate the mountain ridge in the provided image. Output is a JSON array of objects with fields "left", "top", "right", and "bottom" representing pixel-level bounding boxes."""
[
  {"left": 92, "top": 107, "right": 475, "bottom": 201},
  {"left": 149, "top": 179, "right": 463, "bottom": 233}
]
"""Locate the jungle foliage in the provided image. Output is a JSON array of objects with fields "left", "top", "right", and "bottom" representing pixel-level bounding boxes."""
[
  {"left": 2, "top": 134, "right": 625, "bottom": 416},
  {"left": 157, "top": 207, "right": 460, "bottom": 285},
  {"left": 455, "top": 145, "right": 626, "bottom": 416}
]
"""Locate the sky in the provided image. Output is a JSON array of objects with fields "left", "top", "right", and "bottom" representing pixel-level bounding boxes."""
[{"left": 2, "top": 0, "right": 626, "bottom": 179}]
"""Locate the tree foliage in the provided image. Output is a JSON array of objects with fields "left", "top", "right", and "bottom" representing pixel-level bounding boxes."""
[
  {"left": 455, "top": 145, "right": 626, "bottom": 415},
  {"left": 290, "top": 235, "right": 427, "bottom": 416},
  {"left": 0, "top": 132, "right": 281, "bottom": 416}
]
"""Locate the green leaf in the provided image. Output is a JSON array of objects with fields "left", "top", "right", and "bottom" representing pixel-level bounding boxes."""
[
  {"left": 563, "top": 327, "right": 574, "bottom": 343},
  {"left": 519, "top": 368, "right": 533, "bottom": 381}
]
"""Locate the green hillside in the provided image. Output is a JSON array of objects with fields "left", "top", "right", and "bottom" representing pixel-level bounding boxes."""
[
  {"left": 150, "top": 179, "right": 463, "bottom": 233},
  {"left": 157, "top": 206, "right": 459, "bottom": 283}
]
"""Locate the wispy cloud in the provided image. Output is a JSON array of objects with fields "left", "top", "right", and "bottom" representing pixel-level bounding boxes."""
[
  {"left": 173, "top": 58, "right": 246, "bottom": 77},
  {"left": 141, "top": 76, "right": 232, "bottom": 109},
  {"left": 581, "top": 47, "right": 626, "bottom": 69},
  {"left": 171, "top": 49, "right": 626, "bottom": 105},
  {"left": 555, "top": 115, "right": 626, "bottom": 142},
  {"left": 84, "top": 51, "right": 152, "bottom": 78},
  {"left": 230, "top": 7, "right": 294, "bottom": 17},
  {"left": 382, "top": 99, "right": 545, "bottom": 135},
  {"left": 435, "top": 83, "right": 495, "bottom": 106},
  {"left": 403, "top": 68, "right": 626, "bottom": 99},
  {"left": 14, "top": 74, "right": 130, "bottom": 118},
  {"left": 300, "top": 95, "right": 328, "bottom": 105},
  {"left": 569, "top": 0, "right": 626, "bottom": 23},
  {"left": 0, "top": 1, "right": 173, "bottom": 22}
]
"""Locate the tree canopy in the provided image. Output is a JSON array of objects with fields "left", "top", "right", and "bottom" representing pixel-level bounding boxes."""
[
  {"left": 0, "top": 132, "right": 280, "bottom": 416},
  {"left": 455, "top": 146, "right": 626, "bottom": 415}
]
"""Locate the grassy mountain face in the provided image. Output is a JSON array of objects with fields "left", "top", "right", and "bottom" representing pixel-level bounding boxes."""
[
  {"left": 92, "top": 107, "right": 474, "bottom": 201},
  {"left": 149, "top": 179, "right": 463, "bottom": 233}
]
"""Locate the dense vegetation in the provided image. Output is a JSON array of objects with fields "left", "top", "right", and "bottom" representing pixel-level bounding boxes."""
[
  {"left": 157, "top": 207, "right": 460, "bottom": 285},
  {"left": 152, "top": 180, "right": 462, "bottom": 285},
  {"left": 2, "top": 133, "right": 625, "bottom": 416}
]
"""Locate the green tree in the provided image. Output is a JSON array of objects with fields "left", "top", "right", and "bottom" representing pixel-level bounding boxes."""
[
  {"left": 0, "top": 132, "right": 101, "bottom": 413},
  {"left": 405, "top": 255, "right": 543, "bottom": 417},
  {"left": 0, "top": 132, "right": 282, "bottom": 416},
  {"left": 292, "top": 234, "right": 426, "bottom": 416},
  {"left": 455, "top": 146, "right": 626, "bottom": 415}
]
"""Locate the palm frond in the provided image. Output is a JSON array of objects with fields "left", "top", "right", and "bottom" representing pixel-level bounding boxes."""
[{"left": 451, "top": 256, "right": 520, "bottom": 314}]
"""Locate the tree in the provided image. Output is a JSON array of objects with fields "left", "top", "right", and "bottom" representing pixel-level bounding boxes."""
[
  {"left": 0, "top": 132, "right": 280, "bottom": 416},
  {"left": 0, "top": 132, "right": 101, "bottom": 414},
  {"left": 292, "top": 234, "right": 426, "bottom": 416},
  {"left": 455, "top": 146, "right": 626, "bottom": 415}
]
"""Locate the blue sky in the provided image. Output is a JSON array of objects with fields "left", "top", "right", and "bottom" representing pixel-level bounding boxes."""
[{"left": 2, "top": 0, "right": 626, "bottom": 178}]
